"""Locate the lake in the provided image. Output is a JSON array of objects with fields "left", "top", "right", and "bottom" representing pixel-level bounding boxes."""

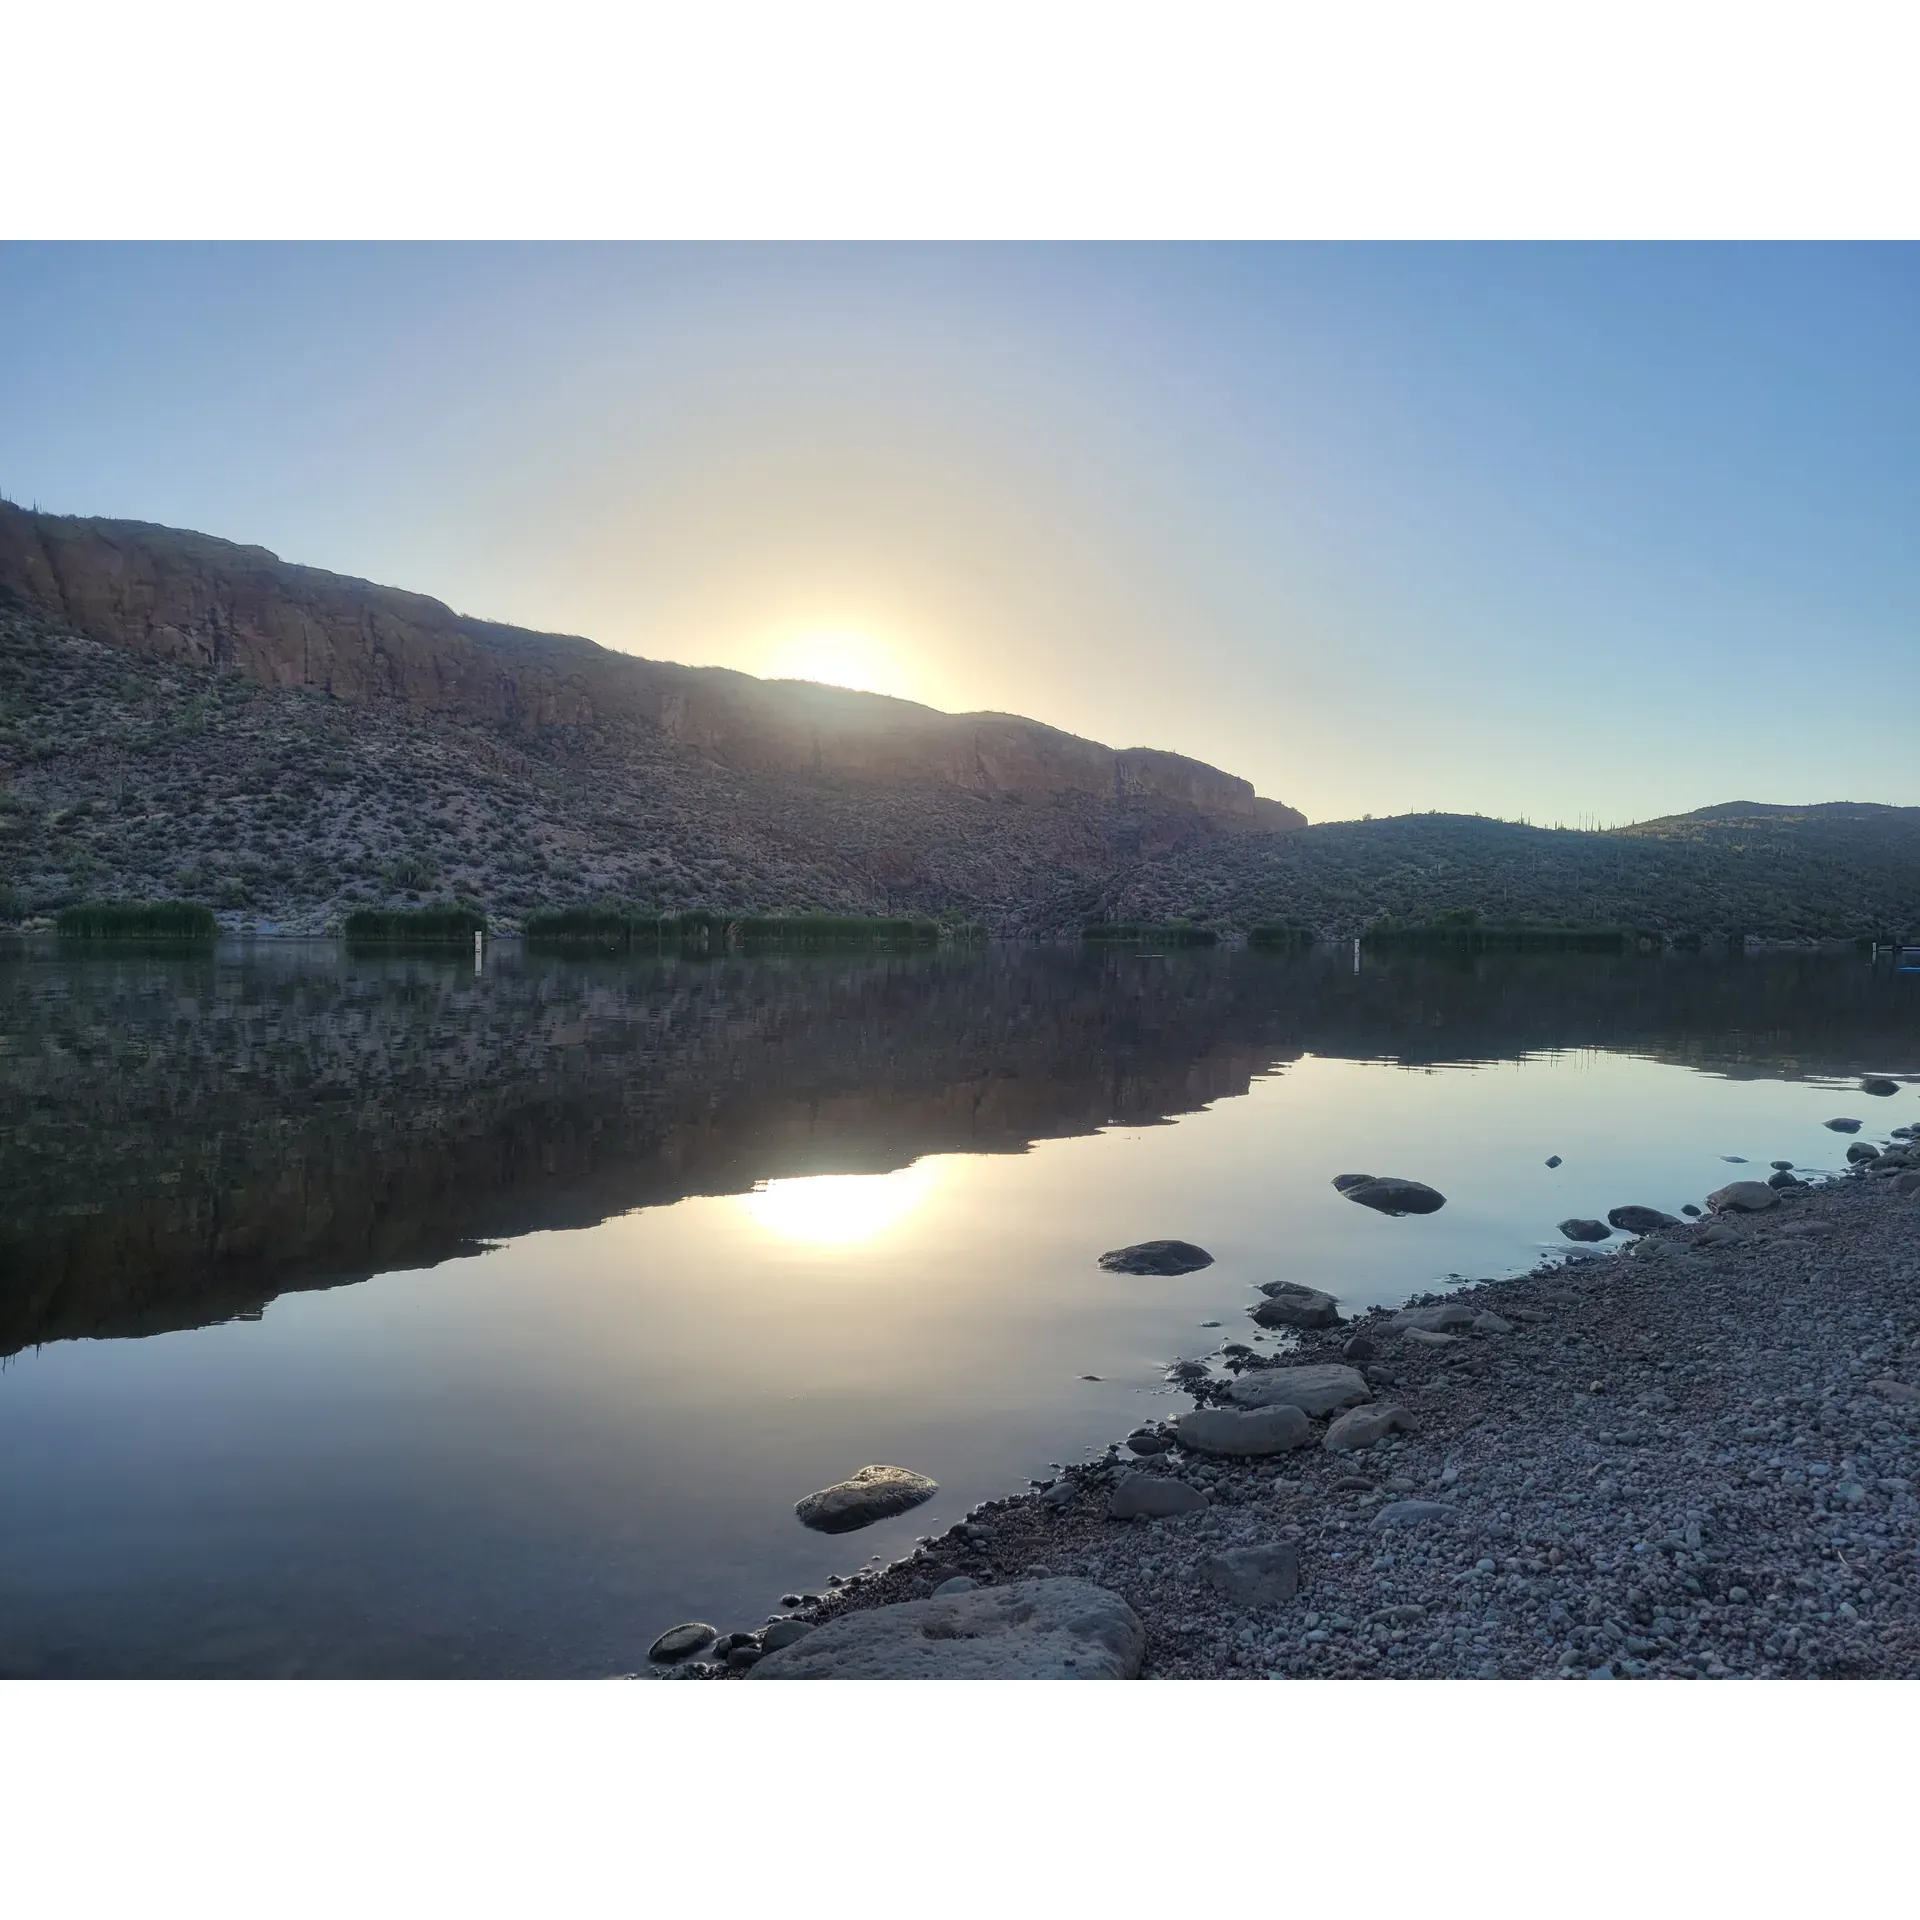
[{"left": 1, "top": 939, "right": 1914, "bottom": 1677}]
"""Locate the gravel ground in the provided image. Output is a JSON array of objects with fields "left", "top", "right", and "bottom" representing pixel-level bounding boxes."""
[{"left": 700, "top": 1154, "right": 1920, "bottom": 1679}]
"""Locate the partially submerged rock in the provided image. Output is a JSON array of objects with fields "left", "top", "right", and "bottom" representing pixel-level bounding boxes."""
[
  {"left": 1608, "top": 1205, "right": 1681, "bottom": 1235},
  {"left": 1707, "top": 1180, "right": 1779, "bottom": 1213},
  {"left": 1199, "top": 1544, "right": 1300, "bottom": 1607},
  {"left": 1343, "top": 1176, "right": 1447, "bottom": 1216},
  {"left": 750, "top": 1578, "right": 1146, "bottom": 1679},
  {"left": 1558, "top": 1217, "right": 1613, "bottom": 1242},
  {"left": 1331, "top": 1173, "right": 1376, "bottom": 1193},
  {"left": 1861, "top": 1076, "right": 1900, "bottom": 1097},
  {"left": 1176, "top": 1404, "right": 1314, "bottom": 1455},
  {"left": 1824, "top": 1117, "right": 1862, "bottom": 1133},
  {"left": 1323, "top": 1403, "right": 1412, "bottom": 1451},
  {"left": 795, "top": 1464, "right": 938, "bottom": 1534},
  {"left": 1226, "top": 1362, "right": 1371, "bottom": 1415},
  {"left": 1098, "top": 1239, "right": 1214, "bottom": 1275},
  {"left": 648, "top": 1621, "right": 718, "bottom": 1663},
  {"left": 1109, "top": 1473, "right": 1209, "bottom": 1519},
  {"left": 1250, "top": 1281, "right": 1342, "bottom": 1329}
]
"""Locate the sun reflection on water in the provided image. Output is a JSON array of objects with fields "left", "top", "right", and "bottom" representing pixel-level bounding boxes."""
[{"left": 736, "top": 1164, "right": 940, "bottom": 1247}]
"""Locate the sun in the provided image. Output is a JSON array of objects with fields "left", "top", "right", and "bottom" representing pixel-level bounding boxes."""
[{"left": 758, "top": 629, "right": 915, "bottom": 701}]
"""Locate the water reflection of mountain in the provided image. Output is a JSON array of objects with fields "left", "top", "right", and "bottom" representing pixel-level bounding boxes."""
[{"left": 2, "top": 943, "right": 1913, "bottom": 1355}]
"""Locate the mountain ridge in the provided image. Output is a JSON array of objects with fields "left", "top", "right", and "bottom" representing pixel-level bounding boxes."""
[{"left": 0, "top": 503, "right": 1305, "bottom": 832}]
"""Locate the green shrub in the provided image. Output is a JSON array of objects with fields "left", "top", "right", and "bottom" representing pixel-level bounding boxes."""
[
  {"left": 1246, "top": 921, "right": 1316, "bottom": 949},
  {"left": 1083, "top": 921, "right": 1219, "bottom": 946},
  {"left": 56, "top": 900, "right": 217, "bottom": 940},
  {"left": 343, "top": 905, "right": 488, "bottom": 943},
  {"left": 1361, "top": 916, "right": 1630, "bottom": 953}
]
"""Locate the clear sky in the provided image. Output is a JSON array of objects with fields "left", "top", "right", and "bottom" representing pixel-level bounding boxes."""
[{"left": 2, "top": 243, "right": 1913, "bottom": 824}]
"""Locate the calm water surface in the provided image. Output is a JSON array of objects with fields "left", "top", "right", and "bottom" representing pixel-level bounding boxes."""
[{"left": 1, "top": 940, "right": 1914, "bottom": 1676}]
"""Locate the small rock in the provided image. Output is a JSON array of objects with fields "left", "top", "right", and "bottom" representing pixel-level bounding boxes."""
[
  {"left": 1846, "top": 1142, "right": 1879, "bottom": 1165},
  {"left": 1126, "top": 1432, "right": 1173, "bottom": 1456},
  {"left": 1323, "top": 1403, "right": 1412, "bottom": 1452},
  {"left": 1250, "top": 1282, "right": 1342, "bottom": 1329},
  {"left": 1176, "top": 1405, "right": 1314, "bottom": 1455},
  {"left": 1707, "top": 1180, "right": 1779, "bottom": 1213},
  {"left": 1227, "top": 1362, "right": 1372, "bottom": 1415},
  {"left": 1472, "top": 1311, "right": 1513, "bottom": 1334},
  {"left": 727, "top": 1645, "right": 765, "bottom": 1671},
  {"left": 1681, "top": 1204, "right": 1703, "bottom": 1217},
  {"left": 1862, "top": 1076, "right": 1899, "bottom": 1097},
  {"left": 1109, "top": 1474, "right": 1211, "bottom": 1520},
  {"left": 1040, "top": 1479, "right": 1078, "bottom": 1506},
  {"left": 1545, "top": 1155, "right": 1563, "bottom": 1168},
  {"left": 1402, "top": 1328, "right": 1457, "bottom": 1347},
  {"left": 1766, "top": 1170, "right": 1800, "bottom": 1189},
  {"left": 761, "top": 1618, "right": 817, "bottom": 1649},
  {"left": 1371, "top": 1500, "right": 1454, "bottom": 1529},
  {"left": 1770, "top": 1161, "right": 1794, "bottom": 1171},
  {"left": 1825, "top": 1118, "right": 1862, "bottom": 1133},
  {"left": 1342, "top": 1333, "right": 1378, "bottom": 1364},
  {"left": 1199, "top": 1544, "right": 1301, "bottom": 1608},
  {"left": 1343, "top": 1177, "right": 1447, "bottom": 1216},
  {"left": 1098, "top": 1240, "right": 1214, "bottom": 1276},
  {"left": 795, "top": 1464, "right": 939, "bottom": 1534},
  {"left": 1697, "top": 1223, "right": 1744, "bottom": 1247},
  {"left": 1394, "top": 1302, "right": 1475, "bottom": 1332},
  {"left": 647, "top": 1622, "right": 718, "bottom": 1663},
  {"left": 1608, "top": 1205, "right": 1681, "bottom": 1234},
  {"left": 1558, "top": 1218, "right": 1613, "bottom": 1242}
]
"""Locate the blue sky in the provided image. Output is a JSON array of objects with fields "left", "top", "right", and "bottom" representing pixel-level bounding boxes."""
[{"left": 2, "top": 243, "right": 1913, "bottom": 823}]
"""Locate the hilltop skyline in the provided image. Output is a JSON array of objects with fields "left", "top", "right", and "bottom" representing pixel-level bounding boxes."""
[{"left": 3, "top": 243, "right": 1915, "bottom": 825}]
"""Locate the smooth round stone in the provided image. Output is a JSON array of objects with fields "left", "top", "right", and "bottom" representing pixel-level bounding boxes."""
[
  {"left": 1097, "top": 1240, "right": 1214, "bottom": 1276},
  {"left": 795, "top": 1464, "right": 939, "bottom": 1534},
  {"left": 647, "top": 1621, "right": 719, "bottom": 1663},
  {"left": 1342, "top": 1176, "right": 1447, "bottom": 1216},
  {"left": 1824, "top": 1118, "right": 1862, "bottom": 1133},
  {"left": 1250, "top": 1281, "right": 1341, "bottom": 1329},
  {"left": 1558, "top": 1217, "right": 1613, "bottom": 1242},
  {"left": 1607, "top": 1205, "right": 1680, "bottom": 1234},
  {"left": 761, "top": 1618, "right": 817, "bottom": 1650},
  {"left": 1176, "top": 1404, "right": 1313, "bottom": 1456},
  {"left": 1108, "top": 1474, "right": 1210, "bottom": 1519},
  {"left": 1227, "top": 1362, "right": 1371, "bottom": 1416},
  {"left": 1707, "top": 1180, "right": 1778, "bottom": 1212}
]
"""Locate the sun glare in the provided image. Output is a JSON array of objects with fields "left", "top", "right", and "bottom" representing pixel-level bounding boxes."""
[
  {"left": 737, "top": 1164, "right": 940, "bottom": 1247},
  {"left": 758, "top": 629, "right": 916, "bottom": 701}
]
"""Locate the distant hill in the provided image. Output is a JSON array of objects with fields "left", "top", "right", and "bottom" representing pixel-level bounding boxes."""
[
  {"left": 1101, "top": 803, "right": 1920, "bottom": 942},
  {"left": 1, "top": 504, "right": 1914, "bottom": 938}
]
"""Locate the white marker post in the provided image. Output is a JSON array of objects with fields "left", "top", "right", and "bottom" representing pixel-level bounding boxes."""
[{"left": 474, "top": 928, "right": 484, "bottom": 975}]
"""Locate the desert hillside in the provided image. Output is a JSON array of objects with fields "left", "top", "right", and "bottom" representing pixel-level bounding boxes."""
[{"left": 2, "top": 506, "right": 1916, "bottom": 939}]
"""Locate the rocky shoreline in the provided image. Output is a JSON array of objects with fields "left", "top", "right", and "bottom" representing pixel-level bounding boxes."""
[{"left": 669, "top": 1137, "right": 1920, "bottom": 1680}]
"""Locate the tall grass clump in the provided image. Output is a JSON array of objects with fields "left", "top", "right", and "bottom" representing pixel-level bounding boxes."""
[
  {"left": 56, "top": 900, "right": 216, "bottom": 940},
  {"left": 1246, "top": 921, "right": 1316, "bottom": 950},
  {"left": 343, "top": 905, "right": 488, "bottom": 943},
  {"left": 1361, "top": 910, "right": 1630, "bottom": 953},
  {"left": 1082, "top": 921, "right": 1218, "bottom": 947},
  {"left": 527, "top": 908, "right": 940, "bottom": 951}
]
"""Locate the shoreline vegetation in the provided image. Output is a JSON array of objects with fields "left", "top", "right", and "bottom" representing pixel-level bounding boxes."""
[
  {"left": 523, "top": 908, "right": 949, "bottom": 950},
  {"left": 669, "top": 1142, "right": 1920, "bottom": 1680},
  {"left": 18, "top": 897, "right": 1914, "bottom": 959},
  {"left": 53, "top": 900, "right": 216, "bottom": 941}
]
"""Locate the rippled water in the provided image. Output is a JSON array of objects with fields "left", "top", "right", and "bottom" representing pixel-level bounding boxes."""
[{"left": 1, "top": 939, "right": 1913, "bottom": 1676}]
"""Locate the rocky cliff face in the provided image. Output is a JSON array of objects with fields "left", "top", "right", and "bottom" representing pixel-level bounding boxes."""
[{"left": 0, "top": 504, "right": 1305, "bottom": 832}]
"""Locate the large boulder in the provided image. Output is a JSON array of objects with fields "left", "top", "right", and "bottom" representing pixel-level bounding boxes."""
[
  {"left": 795, "top": 1464, "right": 938, "bottom": 1534},
  {"left": 1109, "top": 1473, "right": 1210, "bottom": 1519},
  {"left": 1324, "top": 1403, "right": 1412, "bottom": 1451},
  {"left": 1343, "top": 1177, "right": 1447, "bottom": 1216},
  {"left": 1862, "top": 1076, "right": 1900, "bottom": 1097},
  {"left": 750, "top": 1578, "right": 1146, "bottom": 1679},
  {"left": 1176, "top": 1405, "right": 1313, "bottom": 1455},
  {"left": 1250, "top": 1281, "right": 1342, "bottom": 1329},
  {"left": 1558, "top": 1218, "right": 1612, "bottom": 1242},
  {"left": 1707, "top": 1180, "right": 1779, "bottom": 1213},
  {"left": 1098, "top": 1239, "right": 1214, "bottom": 1275},
  {"left": 1227, "top": 1363, "right": 1371, "bottom": 1415},
  {"left": 1199, "top": 1544, "right": 1299, "bottom": 1607},
  {"left": 1607, "top": 1205, "right": 1680, "bottom": 1235}
]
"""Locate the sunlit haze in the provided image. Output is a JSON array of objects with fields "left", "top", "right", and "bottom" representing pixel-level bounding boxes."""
[{"left": 2, "top": 242, "right": 1914, "bottom": 822}]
